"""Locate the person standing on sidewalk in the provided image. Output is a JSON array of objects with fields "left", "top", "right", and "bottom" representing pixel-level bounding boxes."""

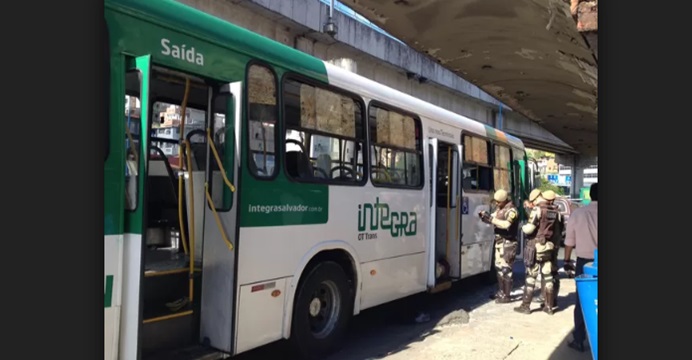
[
  {"left": 563, "top": 182, "right": 598, "bottom": 352},
  {"left": 479, "top": 189, "right": 519, "bottom": 304}
]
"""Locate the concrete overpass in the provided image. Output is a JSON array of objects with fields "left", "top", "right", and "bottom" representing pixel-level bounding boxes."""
[
  {"left": 177, "top": 0, "right": 597, "bottom": 188},
  {"left": 340, "top": 0, "right": 598, "bottom": 158}
]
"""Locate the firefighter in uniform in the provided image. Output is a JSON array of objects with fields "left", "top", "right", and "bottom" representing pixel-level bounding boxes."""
[
  {"left": 514, "top": 190, "right": 560, "bottom": 315},
  {"left": 479, "top": 189, "right": 519, "bottom": 304},
  {"left": 523, "top": 189, "right": 543, "bottom": 217},
  {"left": 533, "top": 190, "right": 564, "bottom": 309},
  {"left": 521, "top": 188, "right": 541, "bottom": 301}
]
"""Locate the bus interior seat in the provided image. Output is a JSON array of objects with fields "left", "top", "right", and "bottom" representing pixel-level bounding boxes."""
[
  {"left": 463, "top": 176, "right": 474, "bottom": 190},
  {"left": 286, "top": 151, "right": 313, "bottom": 179},
  {"left": 248, "top": 155, "right": 270, "bottom": 176},
  {"left": 315, "top": 154, "right": 332, "bottom": 178},
  {"left": 147, "top": 147, "right": 180, "bottom": 228},
  {"left": 189, "top": 143, "right": 207, "bottom": 170}
]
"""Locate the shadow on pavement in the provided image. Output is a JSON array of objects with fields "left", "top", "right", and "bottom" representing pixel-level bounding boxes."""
[
  {"left": 235, "top": 249, "right": 577, "bottom": 360},
  {"left": 233, "top": 272, "right": 500, "bottom": 360},
  {"left": 327, "top": 273, "right": 500, "bottom": 360},
  {"left": 547, "top": 331, "right": 592, "bottom": 360}
]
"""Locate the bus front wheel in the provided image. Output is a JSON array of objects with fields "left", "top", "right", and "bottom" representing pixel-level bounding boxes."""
[{"left": 290, "top": 261, "right": 352, "bottom": 359}]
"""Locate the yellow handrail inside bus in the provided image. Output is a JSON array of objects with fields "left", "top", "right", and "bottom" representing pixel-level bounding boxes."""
[
  {"left": 124, "top": 124, "right": 139, "bottom": 165},
  {"left": 207, "top": 129, "right": 236, "bottom": 192},
  {"left": 182, "top": 140, "right": 196, "bottom": 302},
  {"left": 205, "top": 129, "right": 236, "bottom": 251},
  {"left": 204, "top": 186, "right": 234, "bottom": 251},
  {"left": 177, "top": 78, "right": 191, "bottom": 256}
]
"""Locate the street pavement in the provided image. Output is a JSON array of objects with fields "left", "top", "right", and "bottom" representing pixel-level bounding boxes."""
[{"left": 235, "top": 248, "right": 593, "bottom": 360}]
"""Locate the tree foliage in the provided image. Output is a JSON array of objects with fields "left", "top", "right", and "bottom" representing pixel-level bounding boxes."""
[{"left": 536, "top": 177, "right": 565, "bottom": 195}]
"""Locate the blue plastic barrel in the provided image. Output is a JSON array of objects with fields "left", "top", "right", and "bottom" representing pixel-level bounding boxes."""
[{"left": 576, "top": 249, "right": 598, "bottom": 360}]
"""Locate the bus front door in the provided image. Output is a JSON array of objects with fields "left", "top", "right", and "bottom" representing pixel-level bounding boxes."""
[{"left": 199, "top": 81, "right": 241, "bottom": 354}]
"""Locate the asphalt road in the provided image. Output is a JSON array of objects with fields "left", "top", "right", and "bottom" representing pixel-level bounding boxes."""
[{"left": 233, "top": 248, "right": 593, "bottom": 360}]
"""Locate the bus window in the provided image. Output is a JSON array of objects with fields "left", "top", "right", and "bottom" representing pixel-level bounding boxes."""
[
  {"left": 282, "top": 78, "right": 365, "bottom": 184},
  {"left": 124, "top": 70, "right": 142, "bottom": 211},
  {"left": 151, "top": 101, "right": 206, "bottom": 166},
  {"left": 462, "top": 135, "right": 492, "bottom": 191},
  {"left": 512, "top": 148, "right": 526, "bottom": 204},
  {"left": 247, "top": 64, "right": 278, "bottom": 178},
  {"left": 368, "top": 104, "right": 422, "bottom": 188},
  {"left": 493, "top": 144, "right": 511, "bottom": 193},
  {"left": 209, "top": 91, "right": 233, "bottom": 211}
]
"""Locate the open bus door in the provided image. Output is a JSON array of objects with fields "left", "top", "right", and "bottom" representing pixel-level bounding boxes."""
[
  {"left": 427, "top": 137, "right": 463, "bottom": 292},
  {"left": 199, "top": 81, "right": 241, "bottom": 355},
  {"left": 119, "top": 54, "right": 241, "bottom": 359},
  {"left": 120, "top": 54, "right": 151, "bottom": 360}
]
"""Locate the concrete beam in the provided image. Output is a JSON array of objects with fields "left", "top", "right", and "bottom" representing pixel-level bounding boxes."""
[
  {"left": 242, "top": 0, "right": 507, "bottom": 109},
  {"left": 178, "top": 0, "right": 571, "bottom": 152},
  {"left": 342, "top": 0, "right": 598, "bottom": 156},
  {"left": 555, "top": 153, "right": 596, "bottom": 168}
]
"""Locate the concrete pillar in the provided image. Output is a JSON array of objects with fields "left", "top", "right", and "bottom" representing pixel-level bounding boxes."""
[
  {"left": 572, "top": 156, "right": 584, "bottom": 196},
  {"left": 492, "top": 107, "right": 503, "bottom": 130},
  {"left": 569, "top": 154, "right": 598, "bottom": 196}
]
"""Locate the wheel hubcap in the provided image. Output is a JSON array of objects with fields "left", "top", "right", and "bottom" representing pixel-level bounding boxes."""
[
  {"left": 307, "top": 280, "right": 341, "bottom": 339},
  {"left": 309, "top": 297, "right": 321, "bottom": 317}
]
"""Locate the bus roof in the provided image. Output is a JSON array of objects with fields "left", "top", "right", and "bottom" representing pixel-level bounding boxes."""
[
  {"left": 324, "top": 62, "right": 525, "bottom": 150},
  {"left": 107, "top": 0, "right": 524, "bottom": 151},
  {"left": 106, "top": 0, "right": 328, "bottom": 81}
]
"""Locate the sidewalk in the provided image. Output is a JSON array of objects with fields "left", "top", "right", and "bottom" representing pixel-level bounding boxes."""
[
  {"left": 374, "top": 278, "right": 589, "bottom": 359},
  {"left": 376, "top": 252, "right": 593, "bottom": 360}
]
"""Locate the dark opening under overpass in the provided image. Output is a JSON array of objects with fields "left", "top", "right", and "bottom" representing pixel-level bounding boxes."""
[{"left": 339, "top": 0, "right": 598, "bottom": 157}]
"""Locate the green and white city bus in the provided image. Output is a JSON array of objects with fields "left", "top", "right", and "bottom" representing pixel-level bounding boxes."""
[{"left": 104, "top": 0, "right": 532, "bottom": 359}]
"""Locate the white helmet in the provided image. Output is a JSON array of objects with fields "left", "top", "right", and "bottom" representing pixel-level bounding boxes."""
[
  {"left": 493, "top": 189, "right": 509, "bottom": 202},
  {"left": 542, "top": 190, "right": 556, "bottom": 201}
]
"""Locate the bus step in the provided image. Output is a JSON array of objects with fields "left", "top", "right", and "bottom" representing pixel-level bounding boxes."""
[
  {"left": 143, "top": 300, "right": 194, "bottom": 324},
  {"left": 428, "top": 280, "right": 452, "bottom": 294},
  {"left": 144, "top": 345, "right": 225, "bottom": 360},
  {"left": 145, "top": 267, "right": 201, "bottom": 277}
]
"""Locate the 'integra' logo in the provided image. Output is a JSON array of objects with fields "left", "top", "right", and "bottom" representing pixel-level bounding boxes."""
[
  {"left": 357, "top": 197, "right": 417, "bottom": 238},
  {"left": 161, "top": 38, "right": 204, "bottom": 66}
]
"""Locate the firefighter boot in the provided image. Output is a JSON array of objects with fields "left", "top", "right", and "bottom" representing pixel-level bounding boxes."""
[
  {"left": 553, "top": 278, "right": 560, "bottom": 308},
  {"left": 543, "top": 287, "right": 555, "bottom": 315},
  {"left": 503, "top": 276, "right": 514, "bottom": 301},
  {"left": 489, "top": 273, "right": 503, "bottom": 300},
  {"left": 495, "top": 276, "right": 512, "bottom": 304},
  {"left": 534, "top": 278, "right": 546, "bottom": 304},
  {"left": 513, "top": 286, "right": 534, "bottom": 314}
]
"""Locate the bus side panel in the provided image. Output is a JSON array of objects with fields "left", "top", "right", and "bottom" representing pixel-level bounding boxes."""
[
  {"left": 234, "top": 181, "right": 427, "bottom": 351},
  {"left": 104, "top": 14, "right": 126, "bottom": 359},
  {"left": 359, "top": 252, "right": 427, "bottom": 309},
  {"left": 105, "top": 235, "right": 124, "bottom": 360},
  {"left": 234, "top": 277, "right": 290, "bottom": 354},
  {"left": 119, "top": 233, "right": 144, "bottom": 359}
]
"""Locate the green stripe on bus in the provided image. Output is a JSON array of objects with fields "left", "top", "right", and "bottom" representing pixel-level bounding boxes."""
[
  {"left": 484, "top": 124, "right": 497, "bottom": 140},
  {"left": 104, "top": 275, "right": 114, "bottom": 308}
]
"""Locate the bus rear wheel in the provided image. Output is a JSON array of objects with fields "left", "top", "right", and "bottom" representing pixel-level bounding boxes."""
[{"left": 290, "top": 261, "right": 352, "bottom": 359}]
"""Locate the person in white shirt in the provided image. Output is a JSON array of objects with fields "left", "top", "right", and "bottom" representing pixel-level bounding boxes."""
[{"left": 563, "top": 182, "right": 598, "bottom": 352}]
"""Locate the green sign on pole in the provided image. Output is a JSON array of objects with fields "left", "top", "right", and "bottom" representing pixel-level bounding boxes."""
[{"left": 580, "top": 187, "right": 591, "bottom": 205}]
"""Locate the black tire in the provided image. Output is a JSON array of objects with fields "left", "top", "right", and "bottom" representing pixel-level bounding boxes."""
[{"left": 290, "top": 261, "right": 353, "bottom": 360}]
